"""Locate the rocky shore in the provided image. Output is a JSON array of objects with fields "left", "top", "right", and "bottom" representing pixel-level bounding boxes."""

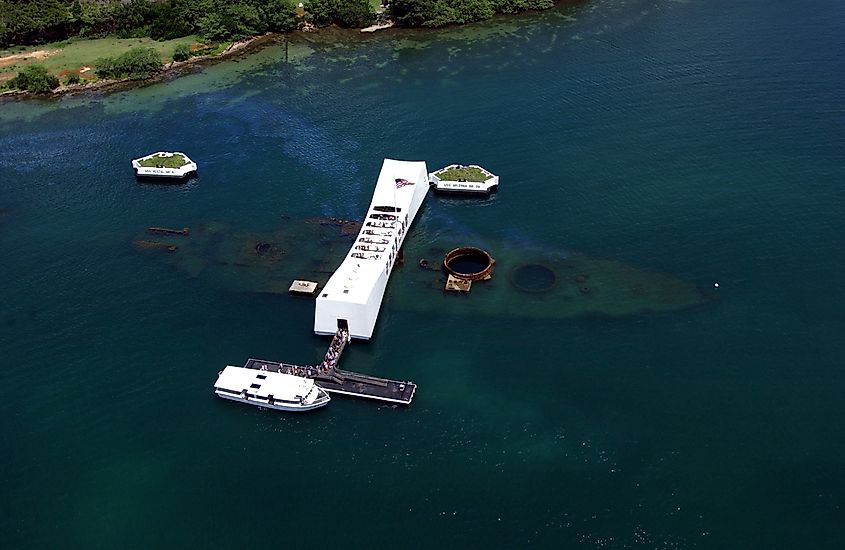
[{"left": 0, "top": 33, "right": 281, "bottom": 101}]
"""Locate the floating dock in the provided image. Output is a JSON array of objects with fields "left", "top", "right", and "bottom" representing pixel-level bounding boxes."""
[
  {"left": 217, "top": 159, "right": 425, "bottom": 409},
  {"left": 242, "top": 358, "right": 416, "bottom": 405},
  {"left": 241, "top": 328, "right": 415, "bottom": 405}
]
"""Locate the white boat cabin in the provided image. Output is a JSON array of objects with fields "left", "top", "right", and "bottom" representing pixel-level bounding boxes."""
[{"left": 214, "top": 366, "right": 330, "bottom": 411}]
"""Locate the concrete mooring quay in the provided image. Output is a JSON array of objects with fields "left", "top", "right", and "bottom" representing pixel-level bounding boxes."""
[{"left": 242, "top": 329, "right": 416, "bottom": 405}]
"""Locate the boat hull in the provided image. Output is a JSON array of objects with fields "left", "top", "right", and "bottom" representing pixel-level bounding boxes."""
[{"left": 215, "top": 390, "right": 330, "bottom": 412}]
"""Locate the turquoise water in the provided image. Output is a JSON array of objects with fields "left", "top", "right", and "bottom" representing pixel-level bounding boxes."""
[{"left": 2, "top": 0, "right": 844, "bottom": 547}]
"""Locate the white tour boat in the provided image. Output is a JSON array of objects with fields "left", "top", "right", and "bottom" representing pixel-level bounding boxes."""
[{"left": 214, "top": 366, "right": 330, "bottom": 412}]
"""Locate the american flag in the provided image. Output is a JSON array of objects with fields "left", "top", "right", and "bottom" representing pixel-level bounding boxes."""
[{"left": 395, "top": 178, "right": 414, "bottom": 188}]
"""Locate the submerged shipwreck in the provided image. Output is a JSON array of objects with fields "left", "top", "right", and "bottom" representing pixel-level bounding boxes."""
[
  {"left": 212, "top": 159, "right": 430, "bottom": 411},
  {"left": 134, "top": 158, "right": 714, "bottom": 412},
  {"left": 133, "top": 215, "right": 712, "bottom": 322}
]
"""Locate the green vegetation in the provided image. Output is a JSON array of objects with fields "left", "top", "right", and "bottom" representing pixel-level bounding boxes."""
[
  {"left": 137, "top": 153, "right": 189, "bottom": 168},
  {"left": 0, "top": 0, "right": 570, "bottom": 93},
  {"left": 1, "top": 0, "right": 567, "bottom": 50},
  {"left": 172, "top": 43, "right": 191, "bottom": 62},
  {"left": 0, "top": 0, "right": 299, "bottom": 48},
  {"left": 0, "top": 36, "right": 202, "bottom": 91},
  {"left": 95, "top": 46, "right": 161, "bottom": 79},
  {"left": 193, "top": 42, "right": 234, "bottom": 57},
  {"left": 64, "top": 72, "right": 80, "bottom": 85},
  {"left": 8, "top": 64, "right": 59, "bottom": 93},
  {"left": 0, "top": 0, "right": 155, "bottom": 46},
  {"left": 305, "top": 0, "right": 375, "bottom": 28},
  {"left": 436, "top": 166, "right": 490, "bottom": 182},
  {"left": 391, "top": 0, "right": 555, "bottom": 27},
  {"left": 155, "top": 0, "right": 297, "bottom": 41},
  {"left": 0, "top": 36, "right": 198, "bottom": 73}
]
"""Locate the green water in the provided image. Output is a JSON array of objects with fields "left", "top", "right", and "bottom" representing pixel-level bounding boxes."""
[{"left": 2, "top": 0, "right": 844, "bottom": 547}]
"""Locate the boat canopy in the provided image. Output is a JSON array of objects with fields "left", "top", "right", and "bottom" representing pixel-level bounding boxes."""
[{"left": 215, "top": 366, "right": 315, "bottom": 401}]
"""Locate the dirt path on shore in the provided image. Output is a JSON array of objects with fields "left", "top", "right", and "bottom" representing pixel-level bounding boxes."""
[{"left": 0, "top": 49, "right": 56, "bottom": 68}]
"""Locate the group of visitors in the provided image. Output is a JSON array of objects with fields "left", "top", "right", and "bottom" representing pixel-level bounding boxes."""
[{"left": 318, "top": 328, "right": 348, "bottom": 374}]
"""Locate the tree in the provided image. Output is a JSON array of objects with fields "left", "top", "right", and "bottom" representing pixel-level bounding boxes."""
[
  {"left": 305, "top": 0, "right": 335, "bottom": 26},
  {"left": 8, "top": 64, "right": 60, "bottom": 93},
  {"left": 197, "top": 2, "right": 266, "bottom": 41},
  {"left": 392, "top": 0, "right": 552, "bottom": 27},
  {"left": 391, "top": 0, "right": 457, "bottom": 27},
  {"left": 112, "top": 1, "right": 156, "bottom": 38},
  {"left": 489, "top": 0, "right": 553, "bottom": 12},
  {"left": 221, "top": 2, "right": 264, "bottom": 39},
  {"left": 149, "top": 0, "right": 208, "bottom": 40},
  {"left": 305, "top": 0, "right": 374, "bottom": 28},
  {"left": 0, "top": 0, "right": 556, "bottom": 49},
  {"left": 335, "top": 0, "right": 374, "bottom": 28},
  {"left": 118, "top": 46, "right": 161, "bottom": 79},
  {"left": 96, "top": 46, "right": 162, "bottom": 79},
  {"left": 263, "top": 0, "right": 297, "bottom": 32},
  {"left": 172, "top": 42, "right": 191, "bottom": 61},
  {"left": 0, "top": 0, "right": 72, "bottom": 47},
  {"left": 452, "top": 0, "right": 493, "bottom": 24}
]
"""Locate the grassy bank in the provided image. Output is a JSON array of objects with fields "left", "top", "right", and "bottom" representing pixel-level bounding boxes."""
[{"left": 0, "top": 35, "right": 201, "bottom": 85}]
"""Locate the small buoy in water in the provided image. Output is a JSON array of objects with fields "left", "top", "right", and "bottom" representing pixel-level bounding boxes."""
[{"left": 714, "top": 282, "right": 720, "bottom": 288}]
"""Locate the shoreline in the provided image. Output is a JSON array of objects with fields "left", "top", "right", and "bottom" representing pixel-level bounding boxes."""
[
  {"left": 0, "top": 2, "right": 586, "bottom": 103},
  {"left": 0, "top": 33, "right": 281, "bottom": 102}
]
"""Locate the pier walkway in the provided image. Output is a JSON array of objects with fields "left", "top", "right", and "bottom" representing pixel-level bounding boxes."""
[
  {"left": 226, "top": 160, "right": 424, "bottom": 408},
  {"left": 242, "top": 328, "right": 416, "bottom": 405}
]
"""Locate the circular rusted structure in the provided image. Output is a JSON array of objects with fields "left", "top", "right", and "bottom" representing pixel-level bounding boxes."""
[
  {"left": 255, "top": 242, "right": 272, "bottom": 255},
  {"left": 443, "top": 246, "right": 495, "bottom": 281},
  {"left": 510, "top": 263, "right": 557, "bottom": 293}
]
